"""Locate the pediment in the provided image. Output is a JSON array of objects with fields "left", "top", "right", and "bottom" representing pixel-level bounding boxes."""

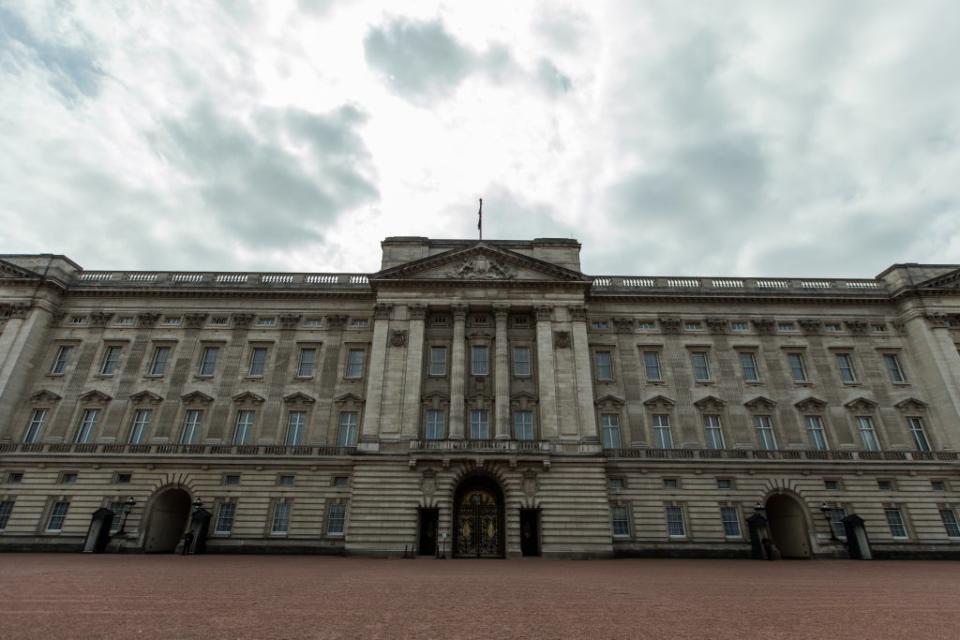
[
  {"left": 371, "top": 243, "right": 589, "bottom": 284},
  {"left": 844, "top": 396, "right": 878, "bottom": 412},
  {"left": 0, "top": 259, "right": 41, "bottom": 280},
  {"left": 510, "top": 391, "right": 538, "bottom": 402},
  {"left": 283, "top": 392, "right": 316, "bottom": 404},
  {"left": 30, "top": 389, "right": 62, "bottom": 403},
  {"left": 334, "top": 392, "right": 364, "bottom": 405},
  {"left": 79, "top": 390, "right": 112, "bottom": 403},
  {"left": 233, "top": 391, "right": 265, "bottom": 404},
  {"left": 917, "top": 267, "right": 960, "bottom": 290},
  {"left": 129, "top": 390, "right": 164, "bottom": 404},
  {"left": 642, "top": 394, "right": 675, "bottom": 409},
  {"left": 744, "top": 396, "right": 776, "bottom": 410},
  {"left": 894, "top": 397, "right": 927, "bottom": 412},
  {"left": 693, "top": 395, "right": 726, "bottom": 410},
  {"left": 181, "top": 390, "right": 214, "bottom": 404},
  {"left": 794, "top": 396, "right": 827, "bottom": 412}
]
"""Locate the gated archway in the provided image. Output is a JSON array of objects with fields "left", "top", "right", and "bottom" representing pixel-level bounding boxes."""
[
  {"left": 143, "top": 487, "right": 192, "bottom": 553},
  {"left": 765, "top": 493, "right": 812, "bottom": 558},
  {"left": 453, "top": 474, "right": 505, "bottom": 558}
]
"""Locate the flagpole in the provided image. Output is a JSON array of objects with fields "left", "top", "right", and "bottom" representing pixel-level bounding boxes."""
[{"left": 478, "top": 198, "right": 483, "bottom": 240}]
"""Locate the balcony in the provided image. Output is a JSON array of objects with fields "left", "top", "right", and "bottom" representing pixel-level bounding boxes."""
[
  {"left": 0, "top": 442, "right": 357, "bottom": 457},
  {"left": 408, "top": 439, "right": 552, "bottom": 453}
]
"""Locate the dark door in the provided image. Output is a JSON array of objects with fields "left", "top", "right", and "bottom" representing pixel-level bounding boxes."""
[
  {"left": 455, "top": 489, "right": 501, "bottom": 558},
  {"left": 418, "top": 508, "right": 438, "bottom": 556},
  {"left": 520, "top": 509, "right": 540, "bottom": 557}
]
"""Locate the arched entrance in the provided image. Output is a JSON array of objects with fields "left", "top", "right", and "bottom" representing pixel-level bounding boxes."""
[
  {"left": 765, "top": 493, "right": 812, "bottom": 558},
  {"left": 144, "top": 488, "right": 192, "bottom": 553},
  {"left": 453, "top": 475, "right": 504, "bottom": 558}
]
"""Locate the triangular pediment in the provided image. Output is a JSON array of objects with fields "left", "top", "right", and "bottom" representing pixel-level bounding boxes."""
[
  {"left": 79, "top": 390, "right": 112, "bottom": 403},
  {"left": 744, "top": 396, "right": 777, "bottom": 410},
  {"left": 232, "top": 391, "right": 265, "bottom": 404},
  {"left": 181, "top": 390, "right": 214, "bottom": 404},
  {"left": 794, "top": 396, "right": 828, "bottom": 412},
  {"left": 917, "top": 267, "right": 960, "bottom": 290},
  {"left": 643, "top": 394, "right": 675, "bottom": 408},
  {"left": 844, "top": 396, "right": 877, "bottom": 412},
  {"left": 30, "top": 389, "right": 62, "bottom": 403},
  {"left": 0, "top": 259, "right": 42, "bottom": 280},
  {"left": 283, "top": 392, "right": 316, "bottom": 404},
  {"left": 130, "top": 390, "right": 164, "bottom": 404},
  {"left": 371, "top": 243, "right": 589, "bottom": 284},
  {"left": 894, "top": 397, "right": 927, "bottom": 412},
  {"left": 693, "top": 395, "right": 726, "bottom": 411}
]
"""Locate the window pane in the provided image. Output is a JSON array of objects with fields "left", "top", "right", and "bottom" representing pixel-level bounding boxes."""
[
  {"left": 703, "top": 415, "right": 724, "bottom": 449},
  {"left": 271, "top": 502, "right": 291, "bottom": 534},
  {"left": 940, "top": 509, "right": 960, "bottom": 538},
  {"left": 612, "top": 506, "right": 630, "bottom": 536},
  {"left": 338, "top": 412, "right": 359, "bottom": 446},
  {"left": 754, "top": 415, "right": 776, "bottom": 450},
  {"left": 805, "top": 415, "right": 828, "bottom": 450},
  {"left": 787, "top": 353, "right": 807, "bottom": 382},
  {"left": 857, "top": 417, "right": 880, "bottom": 451},
  {"left": 601, "top": 414, "right": 621, "bottom": 449},
  {"left": 471, "top": 346, "right": 489, "bottom": 376},
  {"left": 690, "top": 352, "right": 710, "bottom": 381},
  {"left": 75, "top": 409, "right": 98, "bottom": 443},
  {"left": 24, "top": 409, "right": 47, "bottom": 444},
  {"left": 150, "top": 346, "right": 171, "bottom": 376},
  {"left": 345, "top": 349, "right": 365, "bottom": 378},
  {"left": 233, "top": 410, "right": 255, "bottom": 445},
  {"left": 47, "top": 501, "right": 70, "bottom": 531},
  {"left": 286, "top": 411, "right": 305, "bottom": 446},
  {"left": 514, "top": 410, "right": 534, "bottom": 440},
  {"left": 884, "top": 508, "right": 907, "bottom": 538},
  {"left": 666, "top": 506, "right": 686, "bottom": 537},
  {"left": 512, "top": 347, "right": 531, "bottom": 377},
  {"left": 297, "top": 348, "right": 316, "bottom": 377},
  {"left": 720, "top": 506, "right": 741, "bottom": 537},
  {"left": 739, "top": 352, "right": 759, "bottom": 382},
  {"left": 828, "top": 508, "right": 847, "bottom": 539},
  {"left": 215, "top": 503, "right": 236, "bottom": 534},
  {"left": 595, "top": 351, "right": 613, "bottom": 380},
  {"left": 835, "top": 354, "right": 856, "bottom": 383},
  {"left": 908, "top": 417, "right": 930, "bottom": 452},
  {"left": 129, "top": 409, "right": 152, "bottom": 444},
  {"left": 199, "top": 347, "right": 219, "bottom": 376},
  {"left": 883, "top": 354, "right": 906, "bottom": 382},
  {"left": 51, "top": 346, "right": 73, "bottom": 374},
  {"left": 653, "top": 414, "right": 673, "bottom": 449},
  {"left": 100, "top": 346, "right": 121, "bottom": 375},
  {"left": 469, "top": 410, "right": 490, "bottom": 439},
  {"left": 327, "top": 503, "right": 346, "bottom": 535},
  {"left": 181, "top": 410, "right": 203, "bottom": 444},
  {"left": 248, "top": 347, "right": 268, "bottom": 376},
  {"left": 429, "top": 347, "right": 447, "bottom": 376},
  {"left": 643, "top": 351, "right": 662, "bottom": 381},
  {"left": 425, "top": 410, "right": 445, "bottom": 440}
]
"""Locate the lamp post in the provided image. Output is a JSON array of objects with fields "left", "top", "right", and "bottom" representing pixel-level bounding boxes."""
[
  {"left": 820, "top": 502, "right": 835, "bottom": 540},
  {"left": 118, "top": 496, "right": 136, "bottom": 535},
  {"left": 193, "top": 497, "right": 203, "bottom": 511}
]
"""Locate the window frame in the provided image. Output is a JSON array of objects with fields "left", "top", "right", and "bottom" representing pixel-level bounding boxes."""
[
  {"left": 270, "top": 500, "right": 292, "bottom": 536},
  {"left": 652, "top": 414, "right": 673, "bottom": 449},
  {"left": 128, "top": 408, "right": 152, "bottom": 445},
  {"left": 702, "top": 414, "right": 725, "bottom": 449},
  {"left": 45, "top": 500, "right": 70, "bottom": 533},
  {"left": 855, "top": 415, "right": 881, "bottom": 451},
  {"left": 513, "top": 409, "right": 535, "bottom": 441},
  {"left": 884, "top": 506, "right": 908, "bottom": 539},
  {"left": 689, "top": 351, "right": 711, "bottom": 382},
  {"left": 611, "top": 504, "right": 631, "bottom": 538},
  {"left": 180, "top": 409, "right": 204, "bottom": 445},
  {"left": 882, "top": 353, "right": 907, "bottom": 383},
  {"left": 470, "top": 344, "right": 490, "bottom": 377},
  {"left": 337, "top": 411, "right": 359, "bottom": 447},
  {"left": 424, "top": 409, "right": 445, "bottom": 440},
  {"left": 198, "top": 345, "right": 220, "bottom": 377},
  {"left": 74, "top": 408, "right": 99, "bottom": 444},
  {"left": 804, "top": 415, "right": 828, "bottom": 451},
  {"left": 214, "top": 500, "right": 237, "bottom": 535},
  {"left": 907, "top": 416, "right": 931, "bottom": 452},
  {"left": 834, "top": 352, "right": 857, "bottom": 384},
  {"left": 326, "top": 501, "right": 347, "bottom": 536},
  {"left": 511, "top": 346, "right": 531, "bottom": 378},
  {"left": 344, "top": 348, "right": 366, "bottom": 380},
  {"left": 738, "top": 351, "right": 760, "bottom": 383},
  {"left": 147, "top": 344, "right": 173, "bottom": 377},
  {"left": 642, "top": 349, "right": 663, "bottom": 382},
  {"left": 786, "top": 351, "right": 808, "bottom": 383},
  {"left": 600, "top": 413, "right": 621, "bottom": 449},
  {"left": 285, "top": 410, "right": 306, "bottom": 446},
  {"left": 247, "top": 346, "right": 269, "bottom": 377},
  {"left": 665, "top": 504, "right": 687, "bottom": 539},
  {"left": 50, "top": 344, "right": 74, "bottom": 375},
  {"left": 720, "top": 505, "right": 743, "bottom": 538},
  {"left": 99, "top": 345, "right": 123, "bottom": 376},
  {"left": 23, "top": 408, "right": 48, "bottom": 444},
  {"left": 594, "top": 349, "right": 614, "bottom": 382},
  {"left": 469, "top": 409, "right": 490, "bottom": 440},
  {"left": 428, "top": 346, "right": 448, "bottom": 377},
  {"left": 753, "top": 414, "right": 777, "bottom": 450},
  {"left": 295, "top": 346, "right": 317, "bottom": 379}
]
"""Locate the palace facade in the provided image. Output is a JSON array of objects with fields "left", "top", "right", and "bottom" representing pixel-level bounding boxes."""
[{"left": 1, "top": 237, "right": 959, "bottom": 558}]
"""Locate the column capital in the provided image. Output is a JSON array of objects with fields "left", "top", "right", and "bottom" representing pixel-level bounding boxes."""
[
  {"left": 493, "top": 303, "right": 511, "bottom": 320},
  {"left": 408, "top": 304, "right": 427, "bottom": 321},
  {"left": 232, "top": 313, "right": 255, "bottom": 329},
  {"left": 374, "top": 303, "right": 393, "bottom": 320},
  {"left": 452, "top": 304, "right": 468, "bottom": 321},
  {"left": 534, "top": 305, "right": 553, "bottom": 322},
  {"left": 136, "top": 312, "right": 161, "bottom": 328},
  {"left": 325, "top": 314, "right": 348, "bottom": 330},
  {"left": 184, "top": 313, "right": 209, "bottom": 329},
  {"left": 89, "top": 311, "right": 114, "bottom": 328},
  {"left": 569, "top": 305, "right": 588, "bottom": 322}
]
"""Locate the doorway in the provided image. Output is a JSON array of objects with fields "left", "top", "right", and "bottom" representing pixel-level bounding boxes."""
[
  {"left": 520, "top": 509, "right": 540, "bottom": 557},
  {"left": 144, "top": 488, "right": 191, "bottom": 552},
  {"left": 453, "top": 475, "right": 504, "bottom": 558},
  {"left": 766, "top": 494, "right": 812, "bottom": 558},
  {"left": 417, "top": 508, "right": 439, "bottom": 556}
]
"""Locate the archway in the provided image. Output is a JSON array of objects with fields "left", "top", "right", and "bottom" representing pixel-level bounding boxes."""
[
  {"left": 765, "top": 493, "right": 812, "bottom": 558},
  {"left": 453, "top": 475, "right": 505, "bottom": 558},
  {"left": 144, "top": 488, "right": 192, "bottom": 553}
]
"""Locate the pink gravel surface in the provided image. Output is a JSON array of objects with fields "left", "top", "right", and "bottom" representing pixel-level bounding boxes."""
[{"left": 1, "top": 554, "right": 958, "bottom": 640}]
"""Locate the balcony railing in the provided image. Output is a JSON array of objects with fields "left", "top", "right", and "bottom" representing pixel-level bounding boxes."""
[
  {"left": 590, "top": 276, "right": 885, "bottom": 295},
  {"left": 73, "top": 270, "right": 371, "bottom": 290},
  {"left": 409, "top": 439, "right": 551, "bottom": 453},
  {"left": 602, "top": 448, "right": 958, "bottom": 462},
  {"left": 0, "top": 442, "right": 357, "bottom": 457}
]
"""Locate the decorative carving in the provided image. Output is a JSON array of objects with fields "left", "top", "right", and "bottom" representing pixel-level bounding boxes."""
[
  {"left": 334, "top": 392, "right": 365, "bottom": 407},
  {"left": 642, "top": 394, "right": 674, "bottom": 410},
  {"left": 844, "top": 396, "right": 877, "bottom": 412},
  {"left": 493, "top": 304, "right": 510, "bottom": 321},
  {"left": 181, "top": 390, "right": 215, "bottom": 404},
  {"left": 183, "top": 313, "right": 208, "bottom": 329},
  {"left": 420, "top": 469, "right": 437, "bottom": 497},
  {"left": 451, "top": 304, "right": 468, "bottom": 321},
  {"left": 136, "top": 312, "right": 161, "bottom": 328},
  {"left": 597, "top": 394, "right": 627, "bottom": 408},
  {"left": 744, "top": 396, "right": 777, "bottom": 411},
  {"left": 279, "top": 313, "right": 302, "bottom": 329},
  {"left": 894, "top": 397, "right": 927, "bottom": 412},
  {"left": 233, "top": 391, "right": 265, "bottom": 404},
  {"left": 1, "top": 303, "right": 30, "bottom": 319},
  {"left": 613, "top": 317, "right": 635, "bottom": 334},
  {"left": 693, "top": 395, "right": 726, "bottom": 411},
  {"left": 798, "top": 319, "right": 822, "bottom": 335},
  {"left": 794, "top": 396, "right": 827, "bottom": 413},
  {"left": 89, "top": 312, "right": 114, "bottom": 328},
  {"left": 325, "top": 315, "right": 348, "bottom": 330},
  {"left": 844, "top": 319, "right": 868, "bottom": 335},
  {"left": 391, "top": 329, "right": 408, "bottom": 347},
  {"left": 232, "top": 313, "right": 255, "bottom": 328},
  {"left": 924, "top": 313, "right": 949, "bottom": 328},
  {"left": 129, "top": 390, "right": 164, "bottom": 404},
  {"left": 751, "top": 318, "right": 775, "bottom": 335},
  {"left": 408, "top": 304, "right": 427, "bottom": 321},
  {"left": 446, "top": 256, "right": 515, "bottom": 280},
  {"left": 554, "top": 331, "right": 570, "bottom": 348},
  {"left": 283, "top": 392, "right": 316, "bottom": 404},
  {"left": 374, "top": 303, "right": 393, "bottom": 320},
  {"left": 705, "top": 317, "right": 727, "bottom": 334},
  {"left": 29, "top": 390, "right": 62, "bottom": 403},
  {"left": 522, "top": 469, "right": 538, "bottom": 498},
  {"left": 569, "top": 305, "right": 588, "bottom": 322},
  {"left": 535, "top": 305, "right": 553, "bottom": 322},
  {"left": 659, "top": 316, "right": 681, "bottom": 335},
  {"left": 79, "top": 390, "right": 113, "bottom": 403}
]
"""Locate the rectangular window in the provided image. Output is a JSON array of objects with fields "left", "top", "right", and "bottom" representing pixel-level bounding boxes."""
[
  {"left": 857, "top": 416, "right": 881, "bottom": 451},
  {"left": 595, "top": 350, "right": 613, "bottom": 381},
  {"left": 471, "top": 345, "right": 489, "bottom": 376},
  {"left": 180, "top": 410, "right": 203, "bottom": 444},
  {"left": 739, "top": 352, "right": 759, "bottom": 382},
  {"left": 128, "top": 409, "right": 152, "bottom": 444},
  {"left": 611, "top": 506, "right": 630, "bottom": 537},
  {"left": 6, "top": 472, "right": 24, "bottom": 483},
  {"left": 60, "top": 472, "right": 78, "bottom": 484},
  {"left": 349, "top": 318, "right": 369, "bottom": 328},
  {"left": 198, "top": 346, "right": 220, "bottom": 376},
  {"left": 99, "top": 346, "right": 122, "bottom": 375},
  {"left": 0, "top": 500, "right": 13, "bottom": 530},
  {"left": 805, "top": 415, "right": 828, "bottom": 450},
  {"left": 429, "top": 346, "right": 448, "bottom": 376},
  {"left": 469, "top": 409, "right": 490, "bottom": 440},
  {"left": 23, "top": 409, "right": 47, "bottom": 444},
  {"left": 512, "top": 346, "right": 531, "bottom": 377},
  {"left": 51, "top": 345, "right": 73, "bottom": 374},
  {"left": 729, "top": 321, "right": 749, "bottom": 332},
  {"left": 940, "top": 509, "right": 960, "bottom": 538},
  {"left": 215, "top": 502, "right": 236, "bottom": 534},
  {"left": 337, "top": 412, "right": 359, "bottom": 446},
  {"left": 665, "top": 505, "right": 686, "bottom": 537},
  {"left": 835, "top": 353, "right": 857, "bottom": 383},
  {"left": 75, "top": 408, "right": 98, "bottom": 444},
  {"left": 824, "top": 479, "right": 841, "bottom": 491},
  {"left": 652, "top": 414, "right": 673, "bottom": 449},
  {"left": 931, "top": 480, "right": 947, "bottom": 491},
  {"left": 601, "top": 414, "right": 621, "bottom": 449},
  {"left": 884, "top": 507, "right": 908, "bottom": 538},
  {"left": 642, "top": 351, "right": 662, "bottom": 381},
  {"left": 663, "top": 478, "right": 679, "bottom": 489},
  {"left": 609, "top": 478, "right": 625, "bottom": 493},
  {"left": 786, "top": 353, "right": 807, "bottom": 382},
  {"left": 271, "top": 502, "right": 291, "bottom": 534},
  {"left": 148, "top": 346, "right": 171, "bottom": 376},
  {"left": 108, "top": 501, "right": 125, "bottom": 533},
  {"left": 720, "top": 506, "right": 742, "bottom": 537},
  {"left": 690, "top": 351, "right": 710, "bottom": 381},
  {"left": 296, "top": 348, "right": 316, "bottom": 378},
  {"left": 828, "top": 507, "right": 847, "bottom": 539},
  {"left": 703, "top": 415, "right": 725, "bottom": 449},
  {"left": 46, "top": 501, "right": 70, "bottom": 532},
  {"left": 327, "top": 502, "right": 346, "bottom": 535},
  {"left": 907, "top": 417, "right": 931, "bottom": 452},
  {"left": 233, "top": 410, "right": 255, "bottom": 445},
  {"left": 278, "top": 475, "right": 295, "bottom": 486},
  {"left": 684, "top": 322, "right": 702, "bottom": 331},
  {"left": 114, "top": 473, "right": 132, "bottom": 484},
  {"left": 716, "top": 478, "right": 734, "bottom": 490},
  {"left": 637, "top": 321, "right": 656, "bottom": 330},
  {"left": 345, "top": 349, "right": 365, "bottom": 378},
  {"left": 883, "top": 353, "right": 906, "bottom": 383},
  {"left": 514, "top": 410, "right": 534, "bottom": 441},
  {"left": 248, "top": 347, "right": 268, "bottom": 376},
  {"left": 223, "top": 474, "right": 241, "bottom": 485},
  {"left": 877, "top": 479, "right": 895, "bottom": 491},
  {"left": 285, "top": 411, "right": 306, "bottom": 446},
  {"left": 256, "top": 317, "right": 275, "bottom": 327},
  {"left": 754, "top": 415, "right": 777, "bottom": 450},
  {"left": 424, "top": 409, "right": 445, "bottom": 440},
  {"left": 333, "top": 476, "right": 349, "bottom": 488},
  {"left": 777, "top": 322, "right": 795, "bottom": 332}
]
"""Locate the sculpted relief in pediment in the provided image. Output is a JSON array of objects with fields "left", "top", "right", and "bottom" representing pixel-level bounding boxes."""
[{"left": 445, "top": 256, "right": 516, "bottom": 280}]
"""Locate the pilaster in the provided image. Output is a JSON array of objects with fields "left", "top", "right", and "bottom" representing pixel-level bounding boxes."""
[
  {"left": 570, "top": 305, "right": 598, "bottom": 441},
  {"left": 535, "top": 305, "right": 559, "bottom": 440},
  {"left": 494, "top": 304, "right": 510, "bottom": 439},
  {"left": 401, "top": 304, "right": 427, "bottom": 438},
  {"left": 449, "top": 304, "right": 467, "bottom": 439},
  {"left": 359, "top": 303, "right": 392, "bottom": 441}
]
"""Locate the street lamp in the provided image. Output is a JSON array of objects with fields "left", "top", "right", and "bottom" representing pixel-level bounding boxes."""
[
  {"left": 192, "top": 497, "right": 203, "bottom": 511},
  {"left": 118, "top": 496, "right": 136, "bottom": 535},
  {"left": 820, "top": 502, "right": 836, "bottom": 540}
]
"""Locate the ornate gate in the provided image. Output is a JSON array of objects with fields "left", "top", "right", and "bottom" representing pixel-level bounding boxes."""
[{"left": 455, "top": 488, "right": 501, "bottom": 558}]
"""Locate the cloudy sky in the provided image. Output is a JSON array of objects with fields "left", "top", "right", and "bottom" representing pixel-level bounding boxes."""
[{"left": 1, "top": 1, "right": 959, "bottom": 277}]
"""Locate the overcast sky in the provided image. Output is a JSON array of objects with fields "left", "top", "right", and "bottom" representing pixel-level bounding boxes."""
[{"left": 1, "top": 1, "right": 958, "bottom": 277}]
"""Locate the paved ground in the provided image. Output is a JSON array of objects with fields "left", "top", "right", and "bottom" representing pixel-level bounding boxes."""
[{"left": 1, "top": 555, "right": 959, "bottom": 640}]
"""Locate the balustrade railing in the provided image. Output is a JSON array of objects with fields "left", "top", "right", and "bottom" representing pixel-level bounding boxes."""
[
  {"left": 1, "top": 443, "right": 357, "bottom": 457},
  {"left": 409, "top": 439, "right": 551, "bottom": 452},
  {"left": 591, "top": 275, "right": 884, "bottom": 294},
  {"left": 601, "top": 447, "right": 956, "bottom": 462}
]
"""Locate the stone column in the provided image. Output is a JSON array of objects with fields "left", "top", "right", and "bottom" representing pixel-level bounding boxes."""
[
  {"left": 570, "top": 305, "right": 599, "bottom": 441},
  {"left": 535, "top": 305, "right": 559, "bottom": 440},
  {"left": 449, "top": 304, "right": 467, "bottom": 439},
  {"left": 401, "top": 304, "right": 427, "bottom": 438},
  {"left": 0, "top": 304, "right": 51, "bottom": 440},
  {"left": 360, "top": 303, "right": 392, "bottom": 441},
  {"left": 494, "top": 304, "right": 511, "bottom": 439}
]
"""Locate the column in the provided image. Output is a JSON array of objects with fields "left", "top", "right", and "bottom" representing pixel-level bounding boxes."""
[
  {"left": 360, "top": 303, "right": 391, "bottom": 441},
  {"left": 535, "top": 305, "right": 559, "bottom": 440},
  {"left": 401, "top": 304, "right": 427, "bottom": 438},
  {"left": 0, "top": 304, "right": 51, "bottom": 439},
  {"left": 494, "top": 304, "right": 510, "bottom": 439},
  {"left": 449, "top": 304, "right": 467, "bottom": 439},
  {"left": 570, "top": 305, "right": 598, "bottom": 441}
]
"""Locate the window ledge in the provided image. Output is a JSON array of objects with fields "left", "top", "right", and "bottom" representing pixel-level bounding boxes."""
[
  {"left": 793, "top": 381, "right": 814, "bottom": 386},
  {"left": 45, "top": 373, "right": 65, "bottom": 378},
  {"left": 744, "top": 381, "right": 764, "bottom": 386},
  {"left": 694, "top": 381, "right": 714, "bottom": 386}
]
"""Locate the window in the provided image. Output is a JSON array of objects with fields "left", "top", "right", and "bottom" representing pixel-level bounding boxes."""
[
  {"left": 69, "top": 315, "right": 86, "bottom": 325},
  {"left": 883, "top": 353, "right": 906, "bottom": 383},
  {"left": 637, "top": 321, "right": 656, "bottom": 330},
  {"left": 877, "top": 479, "right": 895, "bottom": 491},
  {"left": 645, "top": 414, "right": 670, "bottom": 448},
  {"left": 514, "top": 410, "right": 534, "bottom": 441},
  {"left": 595, "top": 351, "right": 613, "bottom": 381},
  {"left": 327, "top": 502, "right": 346, "bottom": 535},
  {"left": 59, "top": 472, "right": 78, "bottom": 484},
  {"left": 148, "top": 346, "right": 171, "bottom": 376},
  {"left": 248, "top": 347, "right": 268, "bottom": 376},
  {"left": 777, "top": 322, "right": 796, "bottom": 332},
  {"left": 469, "top": 409, "right": 490, "bottom": 440},
  {"left": 198, "top": 346, "right": 219, "bottom": 376},
  {"left": 690, "top": 351, "right": 710, "bottom": 382},
  {"left": 296, "top": 348, "right": 316, "bottom": 378},
  {"left": 600, "top": 414, "right": 621, "bottom": 449},
  {"left": 23, "top": 409, "right": 47, "bottom": 444},
  {"left": 429, "top": 347, "right": 447, "bottom": 376},
  {"left": 856, "top": 416, "right": 880, "bottom": 451},
  {"left": 884, "top": 507, "right": 908, "bottom": 538},
  {"left": 739, "top": 352, "right": 760, "bottom": 382},
  {"left": 424, "top": 410, "right": 445, "bottom": 440},
  {"left": 278, "top": 475, "right": 295, "bottom": 486},
  {"left": 642, "top": 351, "right": 662, "bottom": 381},
  {"left": 430, "top": 314, "right": 449, "bottom": 327},
  {"left": 940, "top": 509, "right": 960, "bottom": 538},
  {"left": 512, "top": 315, "right": 530, "bottom": 328},
  {"left": 128, "top": 409, "right": 152, "bottom": 444},
  {"left": 471, "top": 345, "right": 489, "bottom": 376},
  {"left": 215, "top": 502, "right": 236, "bottom": 534},
  {"left": 210, "top": 315, "right": 229, "bottom": 326},
  {"left": 285, "top": 411, "right": 306, "bottom": 446},
  {"left": 7, "top": 472, "right": 24, "bottom": 483},
  {"left": 46, "top": 501, "right": 69, "bottom": 532},
  {"left": 786, "top": 353, "right": 807, "bottom": 382},
  {"left": 256, "top": 317, "right": 275, "bottom": 327},
  {"left": 824, "top": 323, "right": 842, "bottom": 332},
  {"left": 824, "top": 479, "right": 841, "bottom": 491},
  {"left": 609, "top": 478, "right": 625, "bottom": 493},
  {"left": 232, "top": 410, "right": 255, "bottom": 445},
  {"left": 50, "top": 345, "right": 73, "bottom": 374},
  {"left": 871, "top": 323, "right": 887, "bottom": 333},
  {"left": 665, "top": 505, "right": 686, "bottom": 537},
  {"left": 702, "top": 415, "right": 724, "bottom": 449},
  {"left": 108, "top": 501, "right": 125, "bottom": 532},
  {"left": 716, "top": 478, "right": 734, "bottom": 490},
  {"left": 512, "top": 347, "right": 531, "bottom": 377},
  {"left": 804, "top": 415, "right": 828, "bottom": 450},
  {"left": 162, "top": 316, "right": 181, "bottom": 326},
  {"left": 720, "top": 506, "right": 742, "bottom": 538},
  {"left": 0, "top": 500, "right": 13, "bottom": 530},
  {"left": 271, "top": 502, "right": 291, "bottom": 535},
  {"left": 753, "top": 415, "right": 776, "bottom": 450},
  {"left": 663, "top": 478, "right": 679, "bottom": 489},
  {"left": 835, "top": 353, "right": 857, "bottom": 383},
  {"left": 684, "top": 322, "right": 702, "bottom": 332},
  {"left": 932, "top": 480, "right": 947, "bottom": 492},
  {"left": 611, "top": 505, "right": 630, "bottom": 536},
  {"left": 303, "top": 317, "right": 322, "bottom": 328},
  {"left": 180, "top": 410, "right": 203, "bottom": 444},
  {"left": 223, "top": 474, "right": 241, "bottom": 485},
  {"left": 337, "top": 412, "right": 359, "bottom": 447},
  {"left": 729, "top": 321, "right": 749, "bottom": 332},
  {"left": 99, "top": 346, "right": 122, "bottom": 375},
  {"left": 333, "top": 476, "right": 350, "bottom": 488},
  {"left": 591, "top": 320, "right": 610, "bottom": 330},
  {"left": 75, "top": 409, "right": 98, "bottom": 443},
  {"left": 907, "top": 417, "right": 931, "bottom": 452},
  {"left": 827, "top": 507, "right": 847, "bottom": 539},
  {"left": 345, "top": 349, "right": 365, "bottom": 379},
  {"left": 114, "top": 473, "right": 132, "bottom": 484},
  {"left": 349, "top": 318, "right": 369, "bottom": 329}
]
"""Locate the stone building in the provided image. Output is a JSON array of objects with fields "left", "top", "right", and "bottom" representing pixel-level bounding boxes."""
[{"left": 1, "top": 237, "right": 959, "bottom": 558}]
